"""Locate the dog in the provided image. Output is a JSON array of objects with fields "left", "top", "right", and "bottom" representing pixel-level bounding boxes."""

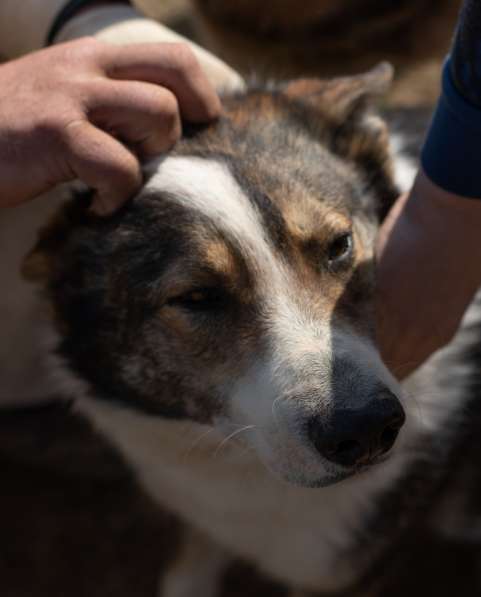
[{"left": 13, "top": 64, "right": 481, "bottom": 596}]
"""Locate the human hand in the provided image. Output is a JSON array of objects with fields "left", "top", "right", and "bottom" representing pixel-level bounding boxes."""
[
  {"left": 376, "top": 171, "right": 481, "bottom": 379},
  {"left": 0, "top": 37, "right": 221, "bottom": 214},
  {"left": 53, "top": 3, "right": 245, "bottom": 93}
]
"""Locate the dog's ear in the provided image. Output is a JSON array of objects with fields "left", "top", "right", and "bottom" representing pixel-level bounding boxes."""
[
  {"left": 284, "top": 62, "right": 393, "bottom": 123},
  {"left": 284, "top": 63, "right": 398, "bottom": 220},
  {"left": 22, "top": 193, "right": 93, "bottom": 285},
  {"left": 22, "top": 209, "right": 69, "bottom": 284}
]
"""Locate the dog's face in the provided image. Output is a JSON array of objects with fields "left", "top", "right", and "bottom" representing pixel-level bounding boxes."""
[{"left": 24, "top": 65, "right": 405, "bottom": 487}]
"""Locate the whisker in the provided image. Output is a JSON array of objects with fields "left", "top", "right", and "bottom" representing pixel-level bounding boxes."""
[
  {"left": 213, "top": 425, "right": 257, "bottom": 458},
  {"left": 271, "top": 396, "right": 283, "bottom": 431},
  {"left": 181, "top": 426, "right": 217, "bottom": 462}
]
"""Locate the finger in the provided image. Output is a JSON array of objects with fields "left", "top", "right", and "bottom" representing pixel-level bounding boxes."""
[
  {"left": 86, "top": 79, "right": 181, "bottom": 157},
  {"left": 62, "top": 120, "right": 142, "bottom": 215},
  {"left": 99, "top": 42, "right": 221, "bottom": 122}
]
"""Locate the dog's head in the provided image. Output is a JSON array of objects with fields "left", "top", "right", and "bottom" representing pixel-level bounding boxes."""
[{"left": 24, "top": 64, "right": 405, "bottom": 487}]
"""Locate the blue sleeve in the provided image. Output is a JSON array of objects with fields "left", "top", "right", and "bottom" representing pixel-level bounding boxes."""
[
  {"left": 421, "top": 58, "right": 481, "bottom": 199},
  {"left": 421, "top": 0, "right": 481, "bottom": 198}
]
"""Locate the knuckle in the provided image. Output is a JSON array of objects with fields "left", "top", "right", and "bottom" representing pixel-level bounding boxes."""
[
  {"left": 69, "top": 36, "right": 104, "bottom": 63},
  {"left": 169, "top": 43, "right": 199, "bottom": 73},
  {"left": 76, "top": 36, "right": 102, "bottom": 50},
  {"left": 157, "top": 93, "right": 180, "bottom": 126},
  {"left": 77, "top": 36, "right": 101, "bottom": 48},
  {"left": 38, "top": 114, "right": 78, "bottom": 147}
]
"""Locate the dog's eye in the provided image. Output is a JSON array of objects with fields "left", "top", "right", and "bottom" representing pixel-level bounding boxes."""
[
  {"left": 327, "top": 232, "right": 353, "bottom": 270},
  {"left": 167, "top": 288, "right": 225, "bottom": 311}
]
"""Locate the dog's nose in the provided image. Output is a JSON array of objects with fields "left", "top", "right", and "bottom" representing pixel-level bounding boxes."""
[{"left": 308, "top": 391, "right": 405, "bottom": 467}]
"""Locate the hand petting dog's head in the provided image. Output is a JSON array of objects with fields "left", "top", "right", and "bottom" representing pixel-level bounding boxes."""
[{"left": 24, "top": 65, "right": 404, "bottom": 487}]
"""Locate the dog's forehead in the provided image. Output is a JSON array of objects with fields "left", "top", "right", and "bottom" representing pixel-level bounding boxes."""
[
  {"left": 140, "top": 150, "right": 358, "bottom": 256},
  {"left": 141, "top": 156, "right": 269, "bottom": 260},
  {"left": 138, "top": 93, "right": 370, "bottom": 243},
  {"left": 134, "top": 91, "right": 377, "bottom": 277}
]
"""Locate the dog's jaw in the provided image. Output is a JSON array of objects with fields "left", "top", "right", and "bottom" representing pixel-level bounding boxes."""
[{"left": 73, "top": 389, "right": 410, "bottom": 593}]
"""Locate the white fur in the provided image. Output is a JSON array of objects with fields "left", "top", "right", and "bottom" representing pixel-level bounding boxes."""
[
  {"left": 160, "top": 527, "right": 228, "bottom": 597},
  {"left": 77, "top": 395, "right": 412, "bottom": 592},
  {"left": 390, "top": 133, "right": 417, "bottom": 193},
  {"left": 144, "top": 156, "right": 274, "bottom": 273}
]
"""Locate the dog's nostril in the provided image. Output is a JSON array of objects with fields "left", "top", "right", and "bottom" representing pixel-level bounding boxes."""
[
  {"left": 329, "top": 440, "right": 363, "bottom": 467},
  {"left": 379, "top": 417, "right": 403, "bottom": 454},
  {"left": 308, "top": 393, "right": 405, "bottom": 468}
]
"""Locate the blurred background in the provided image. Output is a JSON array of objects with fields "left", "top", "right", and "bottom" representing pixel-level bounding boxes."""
[{"left": 140, "top": 0, "right": 461, "bottom": 106}]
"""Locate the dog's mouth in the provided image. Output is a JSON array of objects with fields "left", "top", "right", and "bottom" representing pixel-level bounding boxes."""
[
  {"left": 274, "top": 451, "right": 395, "bottom": 489},
  {"left": 314, "top": 452, "right": 394, "bottom": 486},
  {"left": 244, "top": 423, "right": 400, "bottom": 490}
]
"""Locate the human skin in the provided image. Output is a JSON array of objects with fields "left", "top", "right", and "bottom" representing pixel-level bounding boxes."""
[
  {"left": 376, "top": 170, "right": 481, "bottom": 379},
  {"left": 0, "top": 37, "right": 221, "bottom": 214}
]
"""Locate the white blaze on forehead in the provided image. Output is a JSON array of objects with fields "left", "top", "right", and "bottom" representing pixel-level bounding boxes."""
[{"left": 143, "top": 155, "right": 273, "bottom": 263}]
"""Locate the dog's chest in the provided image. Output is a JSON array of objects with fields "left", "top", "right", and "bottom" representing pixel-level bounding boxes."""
[{"left": 79, "top": 398, "right": 382, "bottom": 591}]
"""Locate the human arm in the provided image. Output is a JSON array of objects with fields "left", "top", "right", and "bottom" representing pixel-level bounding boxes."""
[
  {"left": 377, "top": 172, "right": 481, "bottom": 379},
  {"left": 376, "top": 0, "right": 481, "bottom": 378}
]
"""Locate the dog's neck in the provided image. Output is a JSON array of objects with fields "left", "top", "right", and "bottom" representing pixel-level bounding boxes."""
[{"left": 75, "top": 391, "right": 414, "bottom": 592}]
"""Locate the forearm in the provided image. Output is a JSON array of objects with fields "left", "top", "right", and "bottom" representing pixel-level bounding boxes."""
[{"left": 377, "top": 171, "right": 481, "bottom": 379}]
